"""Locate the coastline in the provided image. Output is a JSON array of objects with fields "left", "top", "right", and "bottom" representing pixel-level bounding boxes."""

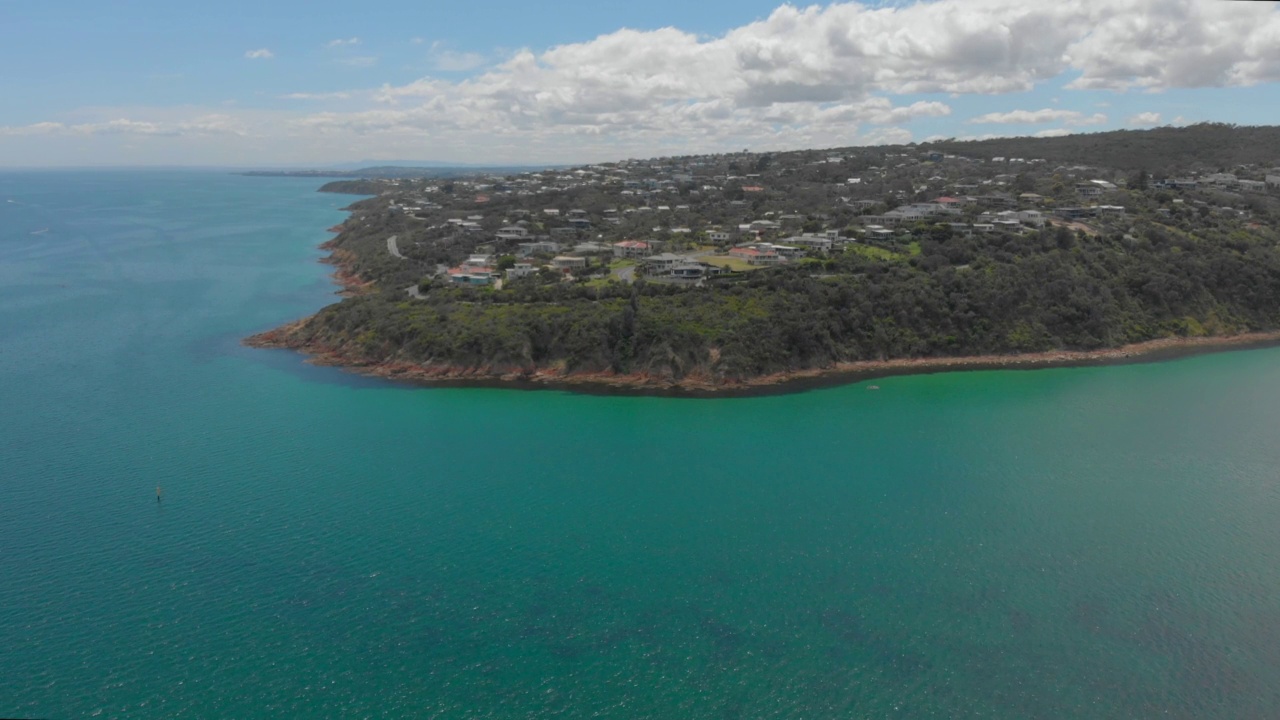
[
  {"left": 246, "top": 213, "right": 1280, "bottom": 398},
  {"left": 248, "top": 324, "right": 1280, "bottom": 397}
]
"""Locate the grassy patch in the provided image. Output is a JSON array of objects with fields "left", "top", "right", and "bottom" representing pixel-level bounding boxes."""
[
  {"left": 701, "top": 255, "right": 763, "bottom": 272},
  {"left": 847, "top": 244, "right": 906, "bottom": 261}
]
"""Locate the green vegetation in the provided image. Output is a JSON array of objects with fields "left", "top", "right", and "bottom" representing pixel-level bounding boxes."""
[
  {"left": 283, "top": 222, "right": 1280, "bottom": 382},
  {"left": 260, "top": 124, "right": 1280, "bottom": 386}
]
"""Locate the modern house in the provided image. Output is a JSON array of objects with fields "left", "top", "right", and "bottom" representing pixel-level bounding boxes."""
[
  {"left": 505, "top": 262, "right": 536, "bottom": 280},
  {"left": 516, "top": 241, "right": 559, "bottom": 257},
  {"left": 729, "top": 245, "right": 784, "bottom": 265},
  {"left": 612, "top": 240, "right": 653, "bottom": 259},
  {"left": 551, "top": 256, "right": 587, "bottom": 270}
]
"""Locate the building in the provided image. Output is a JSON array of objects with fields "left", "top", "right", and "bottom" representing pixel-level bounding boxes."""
[
  {"left": 448, "top": 255, "right": 497, "bottom": 286},
  {"left": 780, "top": 234, "right": 833, "bottom": 252},
  {"left": 641, "top": 253, "right": 686, "bottom": 275},
  {"left": 729, "top": 245, "right": 784, "bottom": 265},
  {"left": 551, "top": 256, "right": 587, "bottom": 270},
  {"left": 1016, "top": 210, "right": 1046, "bottom": 227},
  {"left": 516, "top": 241, "right": 559, "bottom": 257},
  {"left": 612, "top": 240, "right": 653, "bottom": 259},
  {"left": 495, "top": 226, "right": 530, "bottom": 241},
  {"left": 505, "top": 262, "right": 536, "bottom": 280}
]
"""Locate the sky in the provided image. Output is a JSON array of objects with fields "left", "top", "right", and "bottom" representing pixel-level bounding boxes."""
[{"left": 3, "top": 0, "right": 1280, "bottom": 167}]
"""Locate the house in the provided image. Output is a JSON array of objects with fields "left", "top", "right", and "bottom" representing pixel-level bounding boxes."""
[
  {"left": 517, "top": 241, "right": 560, "bottom": 257},
  {"left": 612, "top": 240, "right": 653, "bottom": 259},
  {"left": 550, "top": 227, "right": 579, "bottom": 239},
  {"left": 781, "top": 234, "right": 833, "bottom": 253},
  {"left": 641, "top": 253, "right": 686, "bottom": 275},
  {"left": 1096, "top": 205, "right": 1127, "bottom": 217},
  {"left": 729, "top": 245, "right": 784, "bottom": 265},
  {"left": 763, "top": 243, "right": 805, "bottom": 259},
  {"left": 709, "top": 230, "right": 732, "bottom": 243},
  {"left": 572, "top": 242, "right": 612, "bottom": 255},
  {"left": 1075, "top": 183, "right": 1104, "bottom": 198},
  {"left": 1055, "top": 206, "right": 1097, "bottom": 221},
  {"left": 447, "top": 254, "right": 497, "bottom": 286},
  {"left": 505, "top": 262, "right": 536, "bottom": 280},
  {"left": 742, "top": 185, "right": 765, "bottom": 193},
  {"left": 551, "top": 256, "right": 587, "bottom": 270},
  {"left": 543, "top": 208, "right": 561, "bottom": 216},
  {"left": 1016, "top": 210, "right": 1046, "bottom": 227},
  {"left": 1240, "top": 179, "right": 1267, "bottom": 193},
  {"left": 1266, "top": 175, "right": 1280, "bottom": 190},
  {"left": 495, "top": 226, "right": 530, "bottom": 241}
]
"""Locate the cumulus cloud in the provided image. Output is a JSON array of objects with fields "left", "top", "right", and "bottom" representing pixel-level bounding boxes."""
[
  {"left": 1034, "top": 128, "right": 1073, "bottom": 138},
  {"left": 327, "top": 37, "right": 360, "bottom": 48},
  {"left": 969, "top": 108, "right": 1107, "bottom": 126},
  {"left": 244, "top": 49, "right": 274, "bottom": 60},
  {"left": 14, "top": 0, "right": 1280, "bottom": 164},
  {"left": 1128, "top": 111, "right": 1162, "bottom": 126}
]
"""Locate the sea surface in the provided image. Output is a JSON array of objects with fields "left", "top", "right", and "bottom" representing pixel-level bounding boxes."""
[{"left": 3, "top": 171, "right": 1280, "bottom": 718}]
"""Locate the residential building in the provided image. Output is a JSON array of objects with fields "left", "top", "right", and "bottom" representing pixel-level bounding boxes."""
[
  {"left": 505, "top": 262, "right": 536, "bottom": 280},
  {"left": 612, "top": 240, "right": 653, "bottom": 258},
  {"left": 551, "top": 256, "right": 587, "bottom": 270},
  {"left": 729, "top": 245, "right": 784, "bottom": 265},
  {"left": 516, "top": 241, "right": 559, "bottom": 257}
]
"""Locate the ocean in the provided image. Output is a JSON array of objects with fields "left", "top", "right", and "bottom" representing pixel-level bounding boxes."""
[{"left": 2, "top": 171, "right": 1279, "bottom": 718}]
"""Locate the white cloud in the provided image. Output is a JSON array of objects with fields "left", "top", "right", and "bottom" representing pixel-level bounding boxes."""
[
  {"left": 1128, "top": 111, "right": 1162, "bottom": 126},
  {"left": 244, "top": 49, "right": 274, "bottom": 60},
  {"left": 327, "top": 37, "right": 360, "bottom": 48},
  {"left": 13, "top": 0, "right": 1280, "bottom": 165},
  {"left": 969, "top": 108, "right": 1106, "bottom": 126},
  {"left": 1034, "top": 128, "right": 1073, "bottom": 138},
  {"left": 428, "top": 42, "right": 487, "bottom": 72}
]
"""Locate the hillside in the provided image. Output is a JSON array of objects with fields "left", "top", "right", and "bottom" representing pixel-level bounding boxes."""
[
  {"left": 923, "top": 123, "right": 1280, "bottom": 174},
  {"left": 247, "top": 124, "right": 1280, "bottom": 393}
]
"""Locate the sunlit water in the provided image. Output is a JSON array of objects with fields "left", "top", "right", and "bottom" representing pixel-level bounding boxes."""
[{"left": 3, "top": 171, "right": 1279, "bottom": 718}]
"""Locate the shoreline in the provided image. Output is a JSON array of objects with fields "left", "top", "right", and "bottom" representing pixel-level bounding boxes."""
[
  {"left": 247, "top": 321, "right": 1280, "bottom": 398},
  {"left": 246, "top": 209, "right": 1280, "bottom": 398}
]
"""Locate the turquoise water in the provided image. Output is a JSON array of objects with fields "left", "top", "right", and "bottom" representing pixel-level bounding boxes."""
[{"left": 3, "top": 172, "right": 1280, "bottom": 718}]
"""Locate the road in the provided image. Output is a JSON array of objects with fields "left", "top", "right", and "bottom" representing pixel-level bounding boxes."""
[{"left": 386, "top": 235, "right": 405, "bottom": 259}]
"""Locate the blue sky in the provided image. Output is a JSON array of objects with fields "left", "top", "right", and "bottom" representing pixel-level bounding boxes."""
[{"left": 3, "top": 0, "right": 1279, "bottom": 167}]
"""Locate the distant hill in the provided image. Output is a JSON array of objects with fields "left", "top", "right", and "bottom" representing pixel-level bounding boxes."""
[{"left": 922, "top": 123, "right": 1280, "bottom": 174}]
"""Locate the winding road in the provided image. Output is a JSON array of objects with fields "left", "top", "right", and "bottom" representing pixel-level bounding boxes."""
[{"left": 387, "top": 235, "right": 405, "bottom": 259}]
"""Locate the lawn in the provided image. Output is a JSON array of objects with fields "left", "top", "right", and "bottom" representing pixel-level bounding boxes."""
[
  {"left": 700, "top": 255, "right": 763, "bottom": 272},
  {"left": 847, "top": 244, "right": 907, "bottom": 261}
]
